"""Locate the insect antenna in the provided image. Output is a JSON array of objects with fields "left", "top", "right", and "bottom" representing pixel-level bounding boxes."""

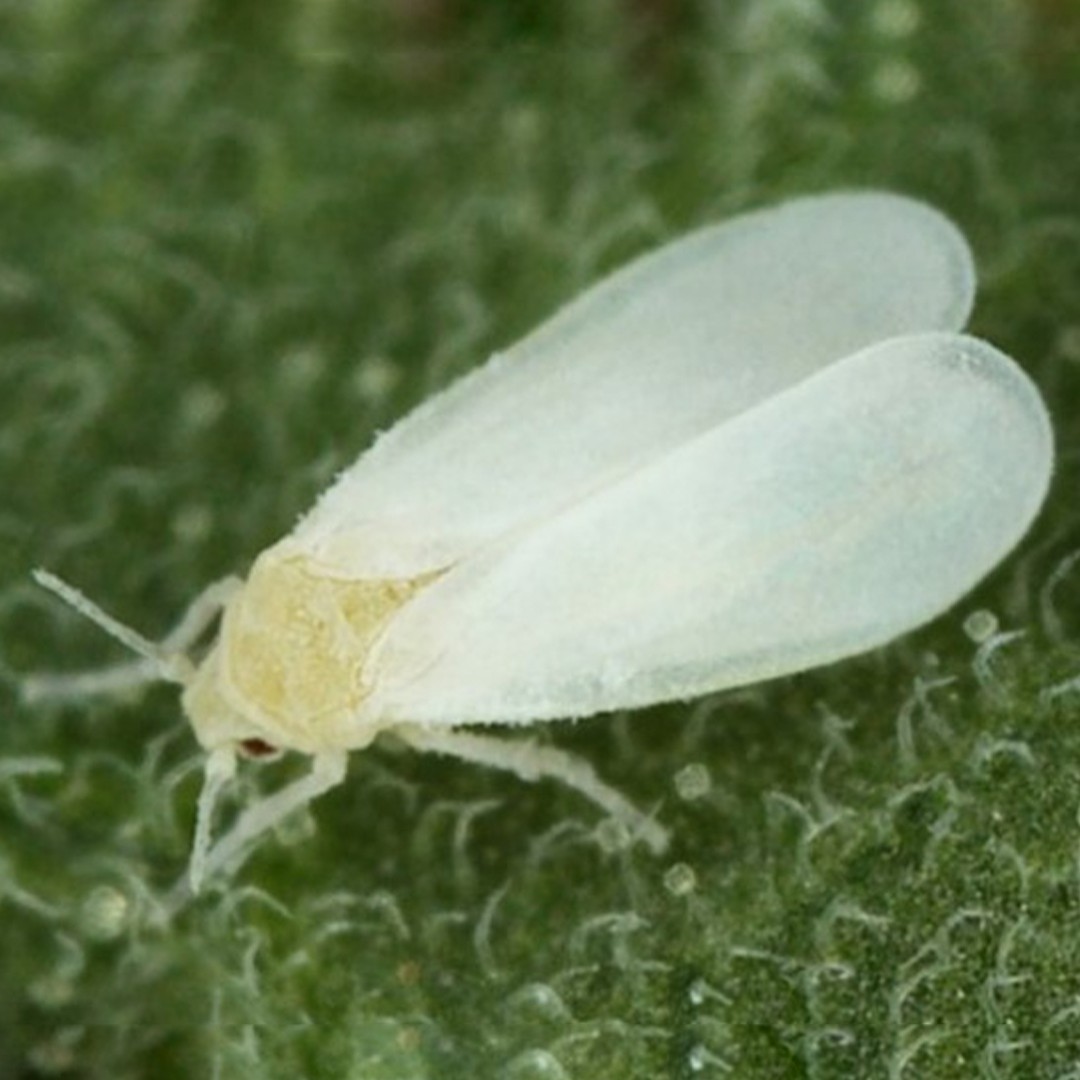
[{"left": 23, "top": 569, "right": 196, "bottom": 701}]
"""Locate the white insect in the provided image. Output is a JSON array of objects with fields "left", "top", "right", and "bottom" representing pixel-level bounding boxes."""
[{"left": 25, "top": 192, "right": 1053, "bottom": 898}]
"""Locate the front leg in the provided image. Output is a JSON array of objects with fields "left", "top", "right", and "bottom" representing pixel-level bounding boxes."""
[{"left": 171, "top": 749, "right": 349, "bottom": 909}]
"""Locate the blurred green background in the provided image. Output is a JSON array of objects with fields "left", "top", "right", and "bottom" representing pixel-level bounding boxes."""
[{"left": 1, "top": 1, "right": 1078, "bottom": 1076}]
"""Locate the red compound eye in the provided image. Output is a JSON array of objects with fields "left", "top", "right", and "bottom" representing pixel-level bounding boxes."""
[{"left": 239, "top": 738, "right": 279, "bottom": 759}]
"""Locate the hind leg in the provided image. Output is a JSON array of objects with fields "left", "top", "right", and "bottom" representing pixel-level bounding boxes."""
[{"left": 397, "top": 725, "right": 669, "bottom": 854}]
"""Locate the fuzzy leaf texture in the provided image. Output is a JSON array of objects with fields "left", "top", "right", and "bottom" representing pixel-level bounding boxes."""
[{"left": 1, "top": 1, "right": 1079, "bottom": 1077}]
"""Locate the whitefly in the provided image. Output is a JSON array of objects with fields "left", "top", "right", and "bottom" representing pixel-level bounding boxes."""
[{"left": 23, "top": 191, "right": 1054, "bottom": 899}]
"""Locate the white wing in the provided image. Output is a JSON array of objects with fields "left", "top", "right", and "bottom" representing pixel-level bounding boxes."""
[
  {"left": 296, "top": 192, "right": 974, "bottom": 578},
  {"left": 363, "top": 334, "right": 1052, "bottom": 726}
]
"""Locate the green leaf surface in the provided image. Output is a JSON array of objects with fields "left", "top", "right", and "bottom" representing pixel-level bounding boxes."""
[{"left": 2, "top": 2, "right": 1079, "bottom": 1077}]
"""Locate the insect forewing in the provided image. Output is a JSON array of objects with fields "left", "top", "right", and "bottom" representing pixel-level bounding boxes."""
[
  {"left": 297, "top": 193, "right": 974, "bottom": 578},
  {"left": 363, "top": 333, "right": 1052, "bottom": 725}
]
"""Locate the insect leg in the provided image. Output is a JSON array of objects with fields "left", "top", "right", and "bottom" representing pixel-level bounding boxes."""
[
  {"left": 396, "top": 726, "right": 669, "bottom": 854},
  {"left": 181, "top": 749, "right": 349, "bottom": 900}
]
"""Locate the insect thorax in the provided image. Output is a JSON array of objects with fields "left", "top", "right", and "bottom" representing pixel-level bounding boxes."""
[{"left": 183, "top": 545, "right": 427, "bottom": 754}]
